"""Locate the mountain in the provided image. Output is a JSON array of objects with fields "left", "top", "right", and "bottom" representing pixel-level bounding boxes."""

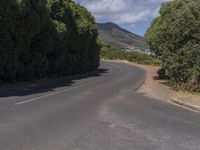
[{"left": 96, "top": 22, "right": 149, "bottom": 52}]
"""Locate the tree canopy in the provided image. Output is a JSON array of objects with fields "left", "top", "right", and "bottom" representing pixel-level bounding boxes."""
[
  {"left": 0, "top": 0, "right": 100, "bottom": 83},
  {"left": 145, "top": 0, "right": 200, "bottom": 90}
]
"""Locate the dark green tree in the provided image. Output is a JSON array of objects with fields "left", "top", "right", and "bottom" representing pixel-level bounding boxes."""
[
  {"left": 18, "top": 0, "right": 57, "bottom": 80},
  {"left": 145, "top": 0, "right": 200, "bottom": 90},
  {"left": 0, "top": 0, "right": 20, "bottom": 82},
  {"left": 0, "top": 0, "right": 100, "bottom": 83},
  {"left": 49, "top": 0, "right": 100, "bottom": 75}
]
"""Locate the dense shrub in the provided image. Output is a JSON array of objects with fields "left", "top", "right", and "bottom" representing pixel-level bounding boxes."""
[
  {"left": 0, "top": 0, "right": 20, "bottom": 82},
  {"left": 145, "top": 0, "right": 200, "bottom": 91},
  {"left": 0, "top": 0, "right": 100, "bottom": 83},
  {"left": 101, "top": 43, "right": 161, "bottom": 66}
]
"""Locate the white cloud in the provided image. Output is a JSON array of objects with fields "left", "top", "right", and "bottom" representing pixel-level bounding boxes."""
[{"left": 77, "top": 0, "right": 165, "bottom": 25}]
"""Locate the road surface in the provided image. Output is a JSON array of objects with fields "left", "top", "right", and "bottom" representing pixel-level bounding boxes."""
[{"left": 0, "top": 61, "right": 200, "bottom": 150}]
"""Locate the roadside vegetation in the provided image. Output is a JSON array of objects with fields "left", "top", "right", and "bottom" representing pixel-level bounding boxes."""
[
  {"left": 0, "top": 0, "right": 100, "bottom": 83},
  {"left": 145, "top": 0, "right": 200, "bottom": 92},
  {"left": 101, "top": 42, "right": 161, "bottom": 66}
]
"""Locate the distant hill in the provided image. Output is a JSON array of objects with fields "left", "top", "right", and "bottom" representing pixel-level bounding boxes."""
[{"left": 96, "top": 22, "right": 149, "bottom": 52}]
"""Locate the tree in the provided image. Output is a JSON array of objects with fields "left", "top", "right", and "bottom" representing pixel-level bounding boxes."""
[
  {"left": 145, "top": 0, "right": 200, "bottom": 90},
  {"left": 0, "top": 0, "right": 100, "bottom": 83},
  {"left": 0, "top": 0, "right": 20, "bottom": 82},
  {"left": 48, "top": 0, "right": 100, "bottom": 75},
  {"left": 18, "top": 0, "right": 57, "bottom": 80}
]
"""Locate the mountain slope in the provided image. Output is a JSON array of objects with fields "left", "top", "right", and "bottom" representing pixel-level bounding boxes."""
[{"left": 97, "top": 22, "right": 148, "bottom": 52}]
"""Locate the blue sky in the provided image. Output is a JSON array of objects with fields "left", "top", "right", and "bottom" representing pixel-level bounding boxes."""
[{"left": 75, "top": 0, "right": 167, "bottom": 36}]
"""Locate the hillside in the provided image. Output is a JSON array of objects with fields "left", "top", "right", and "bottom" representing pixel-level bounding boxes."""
[{"left": 97, "top": 22, "right": 148, "bottom": 52}]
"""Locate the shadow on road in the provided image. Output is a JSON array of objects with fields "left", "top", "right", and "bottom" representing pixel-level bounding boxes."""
[{"left": 0, "top": 68, "right": 108, "bottom": 98}]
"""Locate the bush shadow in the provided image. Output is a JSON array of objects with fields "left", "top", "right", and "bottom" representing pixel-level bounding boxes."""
[{"left": 0, "top": 68, "right": 108, "bottom": 98}]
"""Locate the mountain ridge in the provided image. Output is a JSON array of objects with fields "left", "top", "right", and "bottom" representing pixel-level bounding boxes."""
[{"left": 96, "top": 22, "right": 148, "bottom": 52}]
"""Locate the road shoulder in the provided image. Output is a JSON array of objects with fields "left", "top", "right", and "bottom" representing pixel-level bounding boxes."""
[{"left": 106, "top": 60, "right": 200, "bottom": 112}]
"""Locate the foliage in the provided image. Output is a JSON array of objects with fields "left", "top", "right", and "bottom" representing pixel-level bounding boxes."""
[
  {"left": 145, "top": 0, "right": 200, "bottom": 91},
  {"left": 0, "top": 0, "right": 20, "bottom": 82},
  {"left": 0, "top": 0, "right": 100, "bottom": 83},
  {"left": 157, "top": 68, "right": 167, "bottom": 79},
  {"left": 101, "top": 43, "right": 161, "bottom": 66}
]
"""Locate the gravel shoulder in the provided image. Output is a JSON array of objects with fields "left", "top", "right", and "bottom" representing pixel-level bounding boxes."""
[{"left": 106, "top": 60, "right": 200, "bottom": 111}]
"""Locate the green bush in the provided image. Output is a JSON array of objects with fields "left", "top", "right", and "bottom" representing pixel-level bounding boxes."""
[
  {"left": 0, "top": 0, "right": 100, "bottom": 83},
  {"left": 145, "top": 0, "right": 200, "bottom": 91},
  {"left": 0, "top": 0, "right": 20, "bottom": 82},
  {"left": 100, "top": 43, "right": 161, "bottom": 66}
]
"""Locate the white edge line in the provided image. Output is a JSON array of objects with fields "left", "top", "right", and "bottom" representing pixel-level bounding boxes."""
[
  {"left": 14, "top": 62, "right": 122, "bottom": 106},
  {"left": 107, "top": 63, "right": 122, "bottom": 71},
  {"left": 14, "top": 78, "right": 102, "bottom": 106}
]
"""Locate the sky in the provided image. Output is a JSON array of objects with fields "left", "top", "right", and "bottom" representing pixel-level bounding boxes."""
[{"left": 74, "top": 0, "right": 168, "bottom": 36}]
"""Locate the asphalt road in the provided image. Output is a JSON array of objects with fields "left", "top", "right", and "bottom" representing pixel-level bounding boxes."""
[{"left": 0, "top": 61, "right": 200, "bottom": 150}]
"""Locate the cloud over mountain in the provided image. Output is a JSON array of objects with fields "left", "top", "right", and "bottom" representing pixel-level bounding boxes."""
[{"left": 76, "top": 0, "right": 166, "bottom": 25}]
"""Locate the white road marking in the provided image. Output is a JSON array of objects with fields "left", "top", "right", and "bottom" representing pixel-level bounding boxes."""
[
  {"left": 14, "top": 62, "right": 123, "bottom": 106},
  {"left": 14, "top": 78, "right": 102, "bottom": 106},
  {"left": 107, "top": 63, "right": 122, "bottom": 71}
]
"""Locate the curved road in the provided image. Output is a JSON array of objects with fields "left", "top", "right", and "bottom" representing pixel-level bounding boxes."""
[{"left": 0, "top": 61, "right": 200, "bottom": 150}]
